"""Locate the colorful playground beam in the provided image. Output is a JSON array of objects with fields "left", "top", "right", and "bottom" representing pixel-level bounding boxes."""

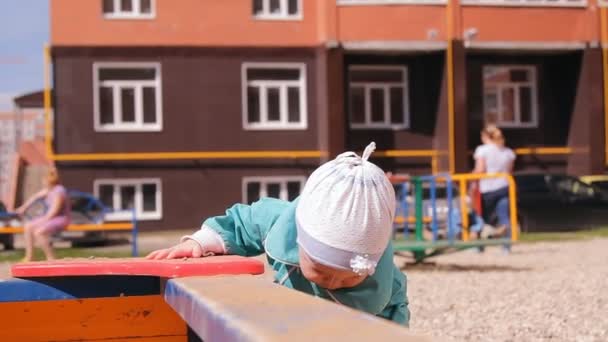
[
  {"left": 438, "top": 173, "right": 519, "bottom": 242},
  {"left": 1, "top": 257, "right": 265, "bottom": 341},
  {"left": 165, "top": 276, "right": 431, "bottom": 342},
  {"left": 2, "top": 257, "right": 430, "bottom": 341},
  {"left": 389, "top": 172, "right": 518, "bottom": 244}
]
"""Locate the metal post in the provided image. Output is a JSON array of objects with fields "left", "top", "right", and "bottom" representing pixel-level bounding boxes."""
[
  {"left": 401, "top": 182, "right": 409, "bottom": 240},
  {"left": 131, "top": 209, "right": 138, "bottom": 257},
  {"left": 459, "top": 179, "right": 469, "bottom": 241},
  {"left": 446, "top": 177, "right": 454, "bottom": 242},
  {"left": 429, "top": 177, "right": 438, "bottom": 241},
  {"left": 414, "top": 177, "right": 423, "bottom": 242}
]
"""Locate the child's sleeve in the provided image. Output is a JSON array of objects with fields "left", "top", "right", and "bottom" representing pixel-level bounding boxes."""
[
  {"left": 377, "top": 267, "right": 410, "bottom": 326},
  {"left": 188, "top": 198, "right": 289, "bottom": 257}
]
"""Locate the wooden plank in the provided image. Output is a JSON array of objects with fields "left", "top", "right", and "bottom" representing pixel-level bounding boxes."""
[
  {"left": 85, "top": 337, "right": 187, "bottom": 342},
  {"left": 83, "top": 337, "right": 186, "bottom": 342},
  {"left": 165, "top": 276, "right": 433, "bottom": 342},
  {"left": 0, "top": 295, "right": 187, "bottom": 341},
  {"left": 12, "top": 256, "right": 265, "bottom": 278}
]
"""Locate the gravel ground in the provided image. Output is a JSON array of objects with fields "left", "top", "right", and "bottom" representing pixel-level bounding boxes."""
[
  {"left": 403, "top": 238, "right": 608, "bottom": 342},
  {"left": 1, "top": 238, "right": 606, "bottom": 341}
]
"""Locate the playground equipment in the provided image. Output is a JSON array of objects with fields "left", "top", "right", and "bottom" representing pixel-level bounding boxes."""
[
  {"left": 0, "top": 258, "right": 430, "bottom": 341},
  {"left": 391, "top": 173, "right": 518, "bottom": 263},
  {"left": 0, "top": 190, "right": 139, "bottom": 256}
]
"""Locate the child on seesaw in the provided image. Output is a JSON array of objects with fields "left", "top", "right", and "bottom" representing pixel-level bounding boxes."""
[{"left": 147, "top": 142, "right": 409, "bottom": 325}]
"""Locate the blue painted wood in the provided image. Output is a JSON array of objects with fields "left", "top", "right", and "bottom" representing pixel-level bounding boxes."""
[{"left": 0, "top": 276, "right": 160, "bottom": 302}]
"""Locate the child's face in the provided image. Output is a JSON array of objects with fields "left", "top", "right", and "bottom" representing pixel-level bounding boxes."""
[{"left": 298, "top": 249, "right": 367, "bottom": 290}]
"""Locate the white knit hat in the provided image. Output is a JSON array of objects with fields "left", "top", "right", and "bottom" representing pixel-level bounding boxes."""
[{"left": 295, "top": 142, "right": 396, "bottom": 276}]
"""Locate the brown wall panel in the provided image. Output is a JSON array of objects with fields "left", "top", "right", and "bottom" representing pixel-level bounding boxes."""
[
  {"left": 567, "top": 47, "right": 605, "bottom": 175},
  {"left": 344, "top": 52, "right": 444, "bottom": 154},
  {"left": 58, "top": 165, "right": 314, "bottom": 231},
  {"left": 53, "top": 47, "right": 319, "bottom": 154},
  {"left": 467, "top": 53, "right": 577, "bottom": 147}
]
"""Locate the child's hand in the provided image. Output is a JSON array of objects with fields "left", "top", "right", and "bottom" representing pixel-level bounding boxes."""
[{"left": 146, "top": 239, "right": 205, "bottom": 260}]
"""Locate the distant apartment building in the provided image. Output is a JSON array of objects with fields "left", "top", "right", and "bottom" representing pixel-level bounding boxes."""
[
  {"left": 0, "top": 91, "right": 50, "bottom": 204},
  {"left": 0, "top": 111, "right": 40, "bottom": 200},
  {"left": 49, "top": 0, "right": 608, "bottom": 229}
]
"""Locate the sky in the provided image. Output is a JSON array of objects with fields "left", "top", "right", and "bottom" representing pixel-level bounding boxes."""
[{"left": 0, "top": 0, "right": 49, "bottom": 111}]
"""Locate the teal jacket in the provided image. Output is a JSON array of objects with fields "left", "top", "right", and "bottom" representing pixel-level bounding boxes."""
[{"left": 203, "top": 198, "right": 410, "bottom": 326}]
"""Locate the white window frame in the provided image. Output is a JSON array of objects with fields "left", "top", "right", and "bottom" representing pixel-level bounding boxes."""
[
  {"left": 242, "top": 63, "right": 308, "bottom": 130},
  {"left": 242, "top": 176, "right": 307, "bottom": 203},
  {"left": 103, "top": 0, "right": 156, "bottom": 19},
  {"left": 482, "top": 65, "right": 539, "bottom": 128},
  {"left": 253, "top": 0, "right": 303, "bottom": 20},
  {"left": 338, "top": 0, "right": 447, "bottom": 5},
  {"left": 348, "top": 65, "right": 410, "bottom": 130},
  {"left": 460, "top": 0, "right": 586, "bottom": 7},
  {"left": 93, "top": 62, "right": 163, "bottom": 132},
  {"left": 94, "top": 178, "right": 162, "bottom": 221}
]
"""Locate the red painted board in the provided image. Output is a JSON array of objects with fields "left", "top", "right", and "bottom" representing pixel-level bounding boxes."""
[{"left": 11, "top": 256, "right": 265, "bottom": 278}]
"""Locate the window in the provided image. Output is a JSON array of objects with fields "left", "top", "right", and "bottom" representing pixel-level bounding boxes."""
[
  {"left": 460, "top": 0, "right": 585, "bottom": 7},
  {"left": 483, "top": 65, "right": 538, "bottom": 128},
  {"left": 94, "top": 178, "right": 162, "bottom": 221},
  {"left": 243, "top": 176, "right": 306, "bottom": 204},
  {"left": 102, "top": 0, "right": 155, "bottom": 19},
  {"left": 348, "top": 65, "right": 409, "bottom": 129},
  {"left": 93, "top": 63, "right": 162, "bottom": 132},
  {"left": 253, "top": 0, "right": 302, "bottom": 20},
  {"left": 242, "top": 63, "right": 307, "bottom": 130}
]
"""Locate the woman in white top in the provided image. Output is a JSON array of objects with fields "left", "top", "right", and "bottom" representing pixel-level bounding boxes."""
[{"left": 473, "top": 125, "right": 516, "bottom": 239}]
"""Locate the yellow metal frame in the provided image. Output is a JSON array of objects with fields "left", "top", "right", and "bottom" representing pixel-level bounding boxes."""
[
  {"left": 50, "top": 151, "right": 326, "bottom": 161},
  {"left": 514, "top": 147, "right": 572, "bottom": 155},
  {"left": 447, "top": 173, "right": 519, "bottom": 242},
  {"left": 394, "top": 216, "right": 433, "bottom": 225},
  {"left": 580, "top": 174, "right": 608, "bottom": 184},
  {"left": 374, "top": 149, "right": 440, "bottom": 174},
  {"left": 446, "top": 0, "right": 456, "bottom": 174},
  {"left": 601, "top": 8, "right": 608, "bottom": 166},
  {"left": 44, "top": 45, "right": 53, "bottom": 158},
  {"left": 0, "top": 222, "right": 133, "bottom": 234}
]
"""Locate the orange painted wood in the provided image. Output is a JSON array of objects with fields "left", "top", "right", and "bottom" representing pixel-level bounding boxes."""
[
  {"left": 11, "top": 256, "right": 265, "bottom": 278},
  {"left": 92, "top": 337, "right": 187, "bottom": 342},
  {"left": 0, "top": 295, "right": 187, "bottom": 341}
]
